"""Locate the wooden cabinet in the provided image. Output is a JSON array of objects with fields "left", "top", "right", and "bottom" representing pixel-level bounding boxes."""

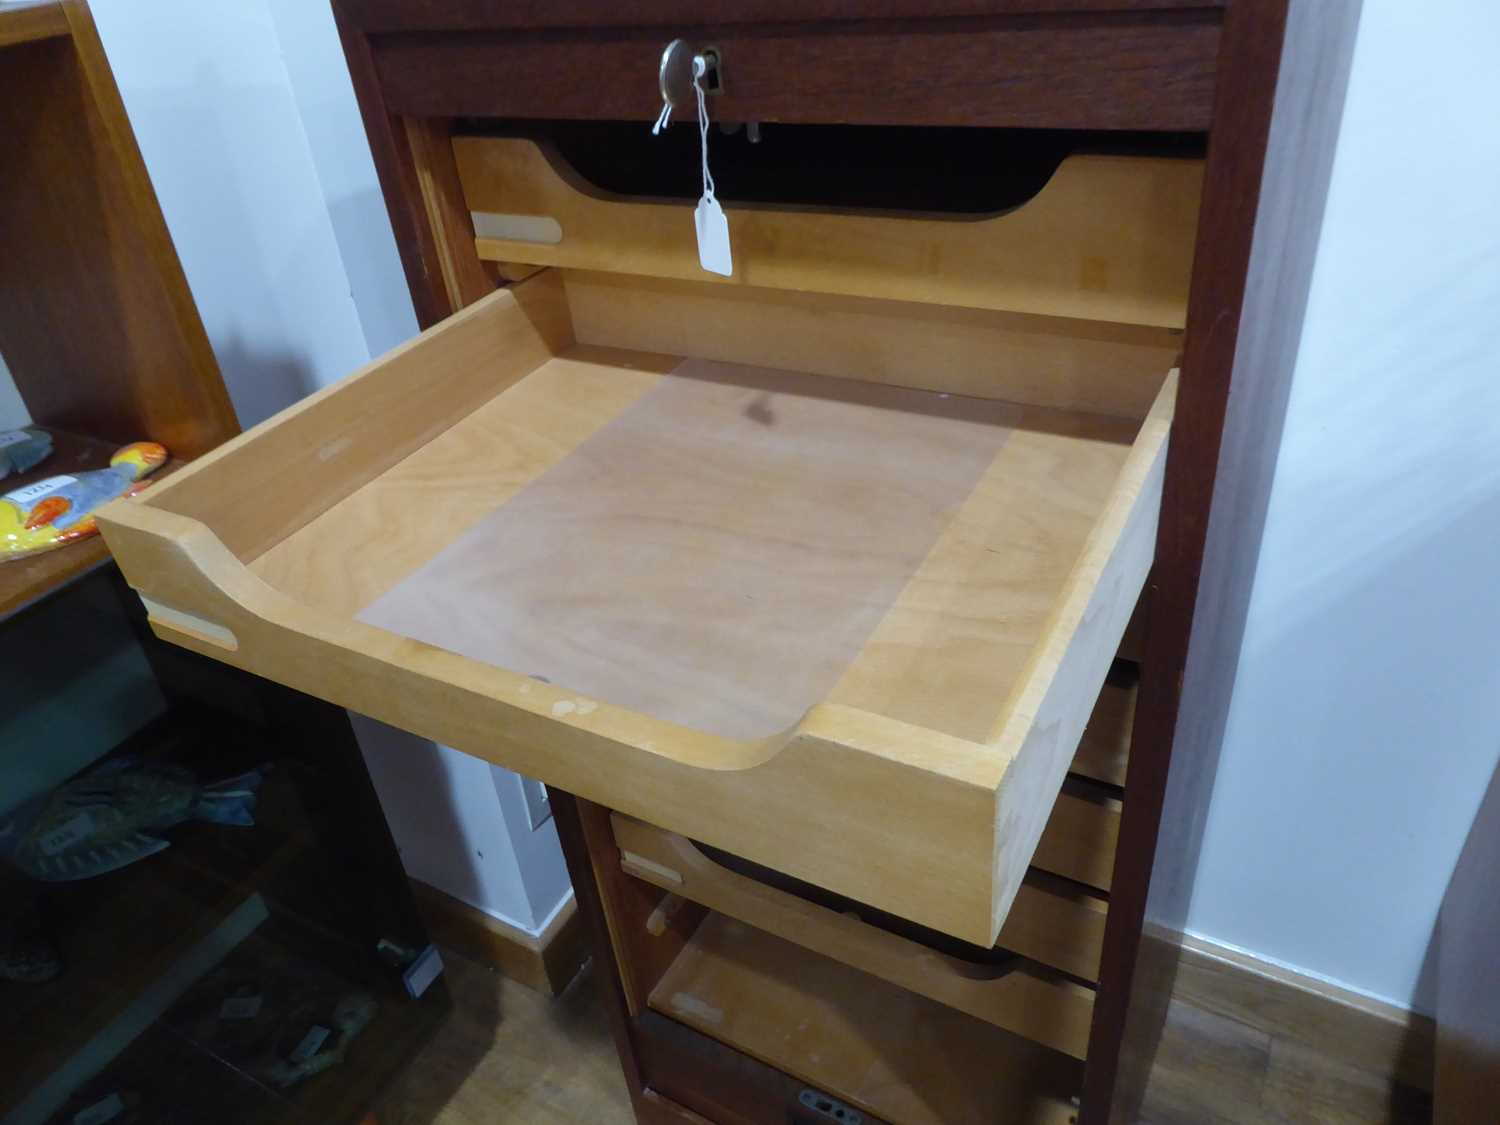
[
  {"left": 0, "top": 0, "right": 238, "bottom": 621},
  {"left": 100, "top": 1, "right": 1363, "bottom": 1121}
]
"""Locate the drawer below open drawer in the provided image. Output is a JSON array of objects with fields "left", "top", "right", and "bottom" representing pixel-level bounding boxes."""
[
  {"left": 651, "top": 913, "right": 1081, "bottom": 1125},
  {"left": 613, "top": 813, "right": 1104, "bottom": 1060},
  {"left": 98, "top": 268, "right": 1172, "bottom": 946}
]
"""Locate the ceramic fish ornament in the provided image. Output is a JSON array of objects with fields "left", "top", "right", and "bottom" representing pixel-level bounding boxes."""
[
  {"left": 0, "top": 440, "right": 166, "bottom": 562},
  {"left": 0, "top": 427, "right": 53, "bottom": 479},
  {"left": 0, "top": 758, "right": 261, "bottom": 882}
]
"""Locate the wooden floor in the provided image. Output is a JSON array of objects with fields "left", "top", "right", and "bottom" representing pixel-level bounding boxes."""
[{"left": 373, "top": 948, "right": 1431, "bottom": 1125}]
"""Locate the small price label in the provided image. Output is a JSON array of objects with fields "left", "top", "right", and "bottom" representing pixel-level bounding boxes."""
[
  {"left": 0, "top": 429, "right": 31, "bottom": 450},
  {"left": 695, "top": 196, "right": 733, "bottom": 277},
  {"left": 39, "top": 811, "right": 95, "bottom": 856},
  {"left": 289, "top": 1024, "right": 331, "bottom": 1062},
  {"left": 73, "top": 1092, "right": 125, "bottom": 1125},
  {"left": 5, "top": 475, "right": 75, "bottom": 506},
  {"left": 219, "top": 993, "right": 263, "bottom": 1020},
  {"left": 403, "top": 945, "right": 445, "bottom": 999}
]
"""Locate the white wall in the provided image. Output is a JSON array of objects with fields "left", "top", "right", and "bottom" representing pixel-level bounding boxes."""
[
  {"left": 1186, "top": 0, "right": 1500, "bottom": 1013},
  {"left": 88, "top": 0, "right": 571, "bottom": 936},
  {"left": 262, "top": 0, "right": 419, "bottom": 359},
  {"left": 89, "top": 0, "right": 370, "bottom": 427},
  {"left": 349, "top": 716, "right": 571, "bottom": 932}
]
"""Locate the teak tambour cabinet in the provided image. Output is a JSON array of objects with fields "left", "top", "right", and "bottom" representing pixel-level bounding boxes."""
[{"left": 97, "top": 2, "right": 1362, "bottom": 1122}]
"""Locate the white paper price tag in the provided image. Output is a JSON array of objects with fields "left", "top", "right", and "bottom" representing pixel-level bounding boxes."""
[
  {"left": 39, "top": 811, "right": 95, "bottom": 856},
  {"left": 0, "top": 429, "right": 30, "bottom": 450},
  {"left": 5, "top": 475, "right": 75, "bottom": 506},
  {"left": 695, "top": 197, "right": 733, "bottom": 276}
]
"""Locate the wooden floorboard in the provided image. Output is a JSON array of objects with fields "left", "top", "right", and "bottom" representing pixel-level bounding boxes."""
[
  {"left": 375, "top": 947, "right": 1432, "bottom": 1125},
  {"left": 372, "top": 948, "right": 632, "bottom": 1125}
]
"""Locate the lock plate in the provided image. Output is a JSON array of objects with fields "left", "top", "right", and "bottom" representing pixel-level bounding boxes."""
[{"left": 658, "top": 39, "right": 723, "bottom": 107}]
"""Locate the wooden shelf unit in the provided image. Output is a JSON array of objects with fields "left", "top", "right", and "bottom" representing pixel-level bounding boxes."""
[{"left": 0, "top": 0, "right": 238, "bottom": 618}]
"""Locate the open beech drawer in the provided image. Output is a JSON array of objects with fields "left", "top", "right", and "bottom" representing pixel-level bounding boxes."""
[{"left": 98, "top": 139, "right": 1195, "bottom": 946}]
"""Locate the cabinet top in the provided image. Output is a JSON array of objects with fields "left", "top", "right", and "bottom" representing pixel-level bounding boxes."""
[{"left": 335, "top": 0, "right": 1226, "bottom": 33}]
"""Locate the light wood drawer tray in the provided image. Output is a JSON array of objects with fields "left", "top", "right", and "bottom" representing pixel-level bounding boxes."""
[{"left": 98, "top": 151, "right": 1182, "bottom": 945}]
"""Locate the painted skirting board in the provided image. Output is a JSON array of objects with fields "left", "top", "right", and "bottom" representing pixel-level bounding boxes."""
[
  {"left": 1169, "top": 929, "right": 1435, "bottom": 1092},
  {"left": 410, "top": 880, "right": 588, "bottom": 997}
]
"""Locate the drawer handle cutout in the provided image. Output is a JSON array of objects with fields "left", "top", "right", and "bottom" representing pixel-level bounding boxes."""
[
  {"left": 138, "top": 594, "right": 239, "bottom": 651},
  {"left": 471, "top": 212, "right": 562, "bottom": 245}
]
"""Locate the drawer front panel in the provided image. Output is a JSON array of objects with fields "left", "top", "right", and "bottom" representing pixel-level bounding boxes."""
[
  {"left": 371, "top": 15, "right": 1219, "bottom": 131},
  {"left": 1036, "top": 788, "right": 1121, "bottom": 892}
]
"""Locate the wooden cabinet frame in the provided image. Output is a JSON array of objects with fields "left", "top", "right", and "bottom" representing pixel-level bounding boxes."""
[{"left": 329, "top": 2, "right": 1363, "bottom": 1120}]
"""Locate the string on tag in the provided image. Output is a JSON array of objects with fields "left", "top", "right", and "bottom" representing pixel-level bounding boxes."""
[
  {"left": 649, "top": 49, "right": 732, "bottom": 275},
  {"left": 692, "top": 56, "right": 715, "bottom": 203}
]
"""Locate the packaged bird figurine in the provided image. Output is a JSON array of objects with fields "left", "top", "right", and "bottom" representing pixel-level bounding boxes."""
[{"left": 0, "top": 440, "right": 166, "bottom": 562}]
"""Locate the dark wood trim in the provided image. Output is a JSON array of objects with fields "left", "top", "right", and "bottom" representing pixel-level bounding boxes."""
[
  {"left": 340, "top": 0, "right": 1224, "bottom": 33},
  {"left": 1084, "top": 0, "right": 1364, "bottom": 1120},
  {"left": 369, "top": 13, "right": 1220, "bottom": 132},
  {"left": 1081, "top": 0, "right": 1294, "bottom": 1111},
  {"left": 1436, "top": 754, "right": 1500, "bottom": 1119},
  {"left": 401, "top": 116, "right": 498, "bottom": 311}
]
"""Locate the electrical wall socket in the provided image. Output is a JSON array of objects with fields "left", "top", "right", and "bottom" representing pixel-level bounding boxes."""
[{"left": 522, "top": 777, "right": 552, "bottom": 830}]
